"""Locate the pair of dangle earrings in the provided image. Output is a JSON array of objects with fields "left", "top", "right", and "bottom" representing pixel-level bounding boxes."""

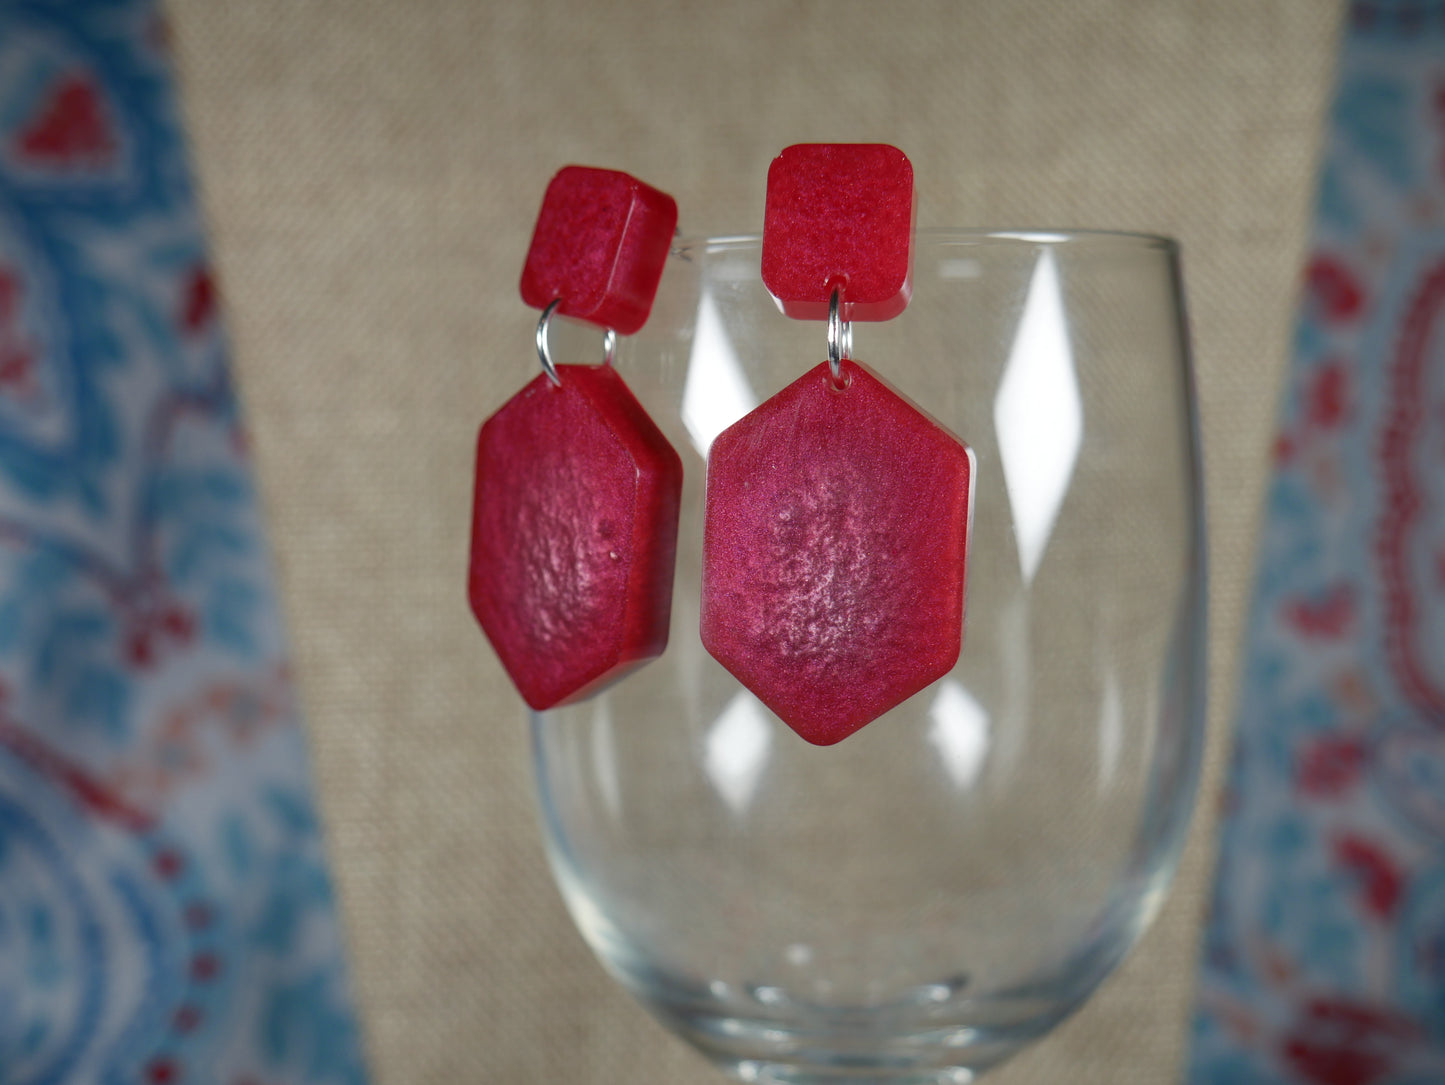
[{"left": 468, "top": 147, "right": 973, "bottom": 746}]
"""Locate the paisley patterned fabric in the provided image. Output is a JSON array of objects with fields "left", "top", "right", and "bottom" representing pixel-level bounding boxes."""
[
  {"left": 1190, "top": 4, "right": 1445, "bottom": 1082},
  {"left": 0, "top": 2, "right": 367, "bottom": 1082}
]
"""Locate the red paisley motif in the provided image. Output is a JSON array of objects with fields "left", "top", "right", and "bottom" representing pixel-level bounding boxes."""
[
  {"left": 1379, "top": 262, "right": 1445, "bottom": 717},
  {"left": 1281, "top": 997, "right": 1420, "bottom": 1085},
  {"left": 15, "top": 72, "right": 116, "bottom": 168}
]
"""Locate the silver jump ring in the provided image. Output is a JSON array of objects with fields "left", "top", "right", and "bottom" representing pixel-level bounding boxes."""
[
  {"left": 536, "top": 299, "right": 617, "bottom": 386},
  {"left": 827, "top": 286, "right": 852, "bottom": 382}
]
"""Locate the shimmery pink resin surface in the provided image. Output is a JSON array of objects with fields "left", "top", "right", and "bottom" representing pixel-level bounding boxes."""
[
  {"left": 761, "top": 144, "right": 914, "bottom": 322},
  {"left": 470, "top": 364, "right": 683, "bottom": 709},
  {"left": 701, "top": 360, "right": 972, "bottom": 745},
  {"left": 518, "top": 166, "right": 678, "bottom": 335}
]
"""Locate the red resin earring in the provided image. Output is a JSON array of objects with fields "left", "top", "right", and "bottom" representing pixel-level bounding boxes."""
[
  {"left": 700, "top": 145, "right": 974, "bottom": 746},
  {"left": 469, "top": 166, "right": 683, "bottom": 710}
]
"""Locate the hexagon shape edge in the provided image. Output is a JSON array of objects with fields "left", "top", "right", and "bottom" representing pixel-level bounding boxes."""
[
  {"left": 701, "top": 360, "right": 972, "bottom": 745},
  {"left": 470, "top": 363, "right": 683, "bottom": 709}
]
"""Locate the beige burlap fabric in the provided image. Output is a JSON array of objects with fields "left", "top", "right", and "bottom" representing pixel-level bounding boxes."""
[{"left": 165, "top": 1, "right": 1342, "bottom": 1080}]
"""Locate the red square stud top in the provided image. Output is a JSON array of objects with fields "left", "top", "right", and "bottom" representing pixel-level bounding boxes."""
[
  {"left": 761, "top": 144, "right": 914, "bottom": 323},
  {"left": 519, "top": 166, "right": 678, "bottom": 336}
]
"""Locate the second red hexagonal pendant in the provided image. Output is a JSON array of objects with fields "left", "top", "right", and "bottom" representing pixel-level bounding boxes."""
[{"left": 701, "top": 359, "right": 973, "bottom": 746}]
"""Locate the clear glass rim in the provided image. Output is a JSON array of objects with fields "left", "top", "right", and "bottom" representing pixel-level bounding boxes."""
[{"left": 678, "top": 227, "right": 1179, "bottom": 253}]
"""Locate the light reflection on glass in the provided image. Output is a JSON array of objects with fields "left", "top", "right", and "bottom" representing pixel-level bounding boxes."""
[
  {"left": 1098, "top": 669, "right": 1123, "bottom": 794},
  {"left": 938, "top": 257, "right": 981, "bottom": 280},
  {"left": 993, "top": 248, "right": 1082, "bottom": 584},
  {"left": 705, "top": 690, "right": 772, "bottom": 814},
  {"left": 589, "top": 698, "right": 622, "bottom": 819},
  {"left": 928, "top": 680, "right": 991, "bottom": 791},
  {"left": 682, "top": 290, "right": 756, "bottom": 458},
  {"left": 991, "top": 231, "right": 1071, "bottom": 244}
]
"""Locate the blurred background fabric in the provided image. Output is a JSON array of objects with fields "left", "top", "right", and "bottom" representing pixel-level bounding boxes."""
[
  {"left": 0, "top": 2, "right": 365, "bottom": 1081},
  {"left": 161, "top": 1, "right": 1342, "bottom": 1081},
  {"left": 1191, "top": 7, "right": 1445, "bottom": 1082}
]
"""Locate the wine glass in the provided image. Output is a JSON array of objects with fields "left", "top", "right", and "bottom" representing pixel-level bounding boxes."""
[{"left": 529, "top": 230, "right": 1205, "bottom": 1083}]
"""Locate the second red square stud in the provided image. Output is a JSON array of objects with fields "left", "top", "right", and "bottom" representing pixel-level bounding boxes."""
[{"left": 761, "top": 144, "right": 915, "bottom": 322}]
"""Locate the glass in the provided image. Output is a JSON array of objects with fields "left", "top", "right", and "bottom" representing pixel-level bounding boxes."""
[{"left": 530, "top": 231, "right": 1206, "bottom": 1083}]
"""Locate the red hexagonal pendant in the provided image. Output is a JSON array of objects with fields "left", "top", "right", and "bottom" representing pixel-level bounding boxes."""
[
  {"left": 470, "top": 363, "right": 683, "bottom": 710},
  {"left": 701, "top": 359, "right": 972, "bottom": 745}
]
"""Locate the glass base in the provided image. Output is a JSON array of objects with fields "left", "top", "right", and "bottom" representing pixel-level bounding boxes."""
[
  {"left": 648, "top": 992, "right": 1074, "bottom": 1084},
  {"left": 729, "top": 1065, "right": 985, "bottom": 1085}
]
